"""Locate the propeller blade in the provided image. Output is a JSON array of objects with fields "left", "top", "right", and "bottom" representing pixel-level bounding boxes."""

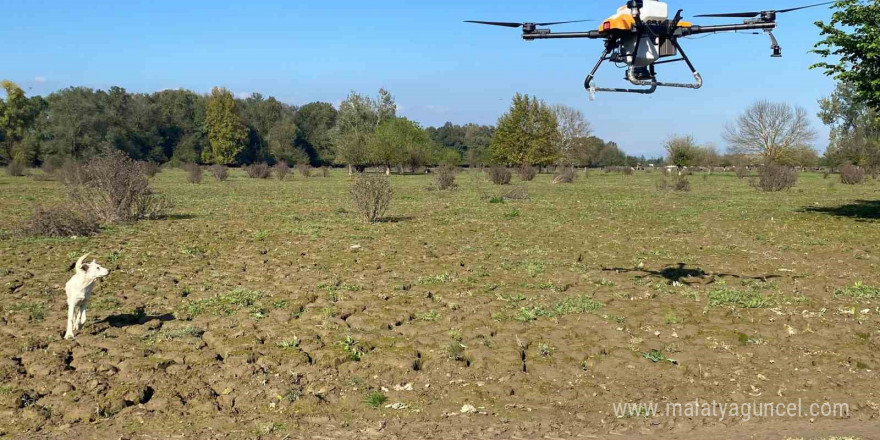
[
  {"left": 777, "top": 1, "right": 836, "bottom": 13},
  {"left": 464, "top": 20, "right": 524, "bottom": 28},
  {"left": 464, "top": 19, "right": 593, "bottom": 28},
  {"left": 694, "top": 12, "right": 762, "bottom": 18},
  {"left": 535, "top": 19, "right": 594, "bottom": 26},
  {"left": 694, "top": 1, "right": 834, "bottom": 18}
]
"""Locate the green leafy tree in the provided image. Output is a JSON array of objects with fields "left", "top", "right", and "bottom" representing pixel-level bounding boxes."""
[
  {"left": 269, "top": 118, "right": 309, "bottom": 164},
  {"left": 369, "top": 117, "right": 432, "bottom": 174},
  {"left": 1, "top": 80, "right": 45, "bottom": 165},
  {"left": 818, "top": 81, "right": 880, "bottom": 167},
  {"left": 490, "top": 94, "right": 561, "bottom": 166},
  {"left": 293, "top": 102, "right": 337, "bottom": 165},
  {"left": 463, "top": 123, "right": 493, "bottom": 166},
  {"left": 813, "top": 0, "right": 880, "bottom": 113},
  {"left": 334, "top": 91, "right": 378, "bottom": 174},
  {"left": 664, "top": 135, "right": 701, "bottom": 167},
  {"left": 203, "top": 87, "right": 248, "bottom": 164}
]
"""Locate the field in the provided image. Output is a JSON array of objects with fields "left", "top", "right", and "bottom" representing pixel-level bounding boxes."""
[{"left": 1, "top": 168, "right": 879, "bottom": 439}]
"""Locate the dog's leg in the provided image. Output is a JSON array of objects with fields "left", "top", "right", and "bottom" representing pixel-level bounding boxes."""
[
  {"left": 79, "top": 300, "right": 88, "bottom": 326},
  {"left": 65, "top": 302, "right": 76, "bottom": 339}
]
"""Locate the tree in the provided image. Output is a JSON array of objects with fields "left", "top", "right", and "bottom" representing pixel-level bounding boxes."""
[
  {"left": 723, "top": 100, "right": 817, "bottom": 164},
  {"left": 269, "top": 118, "right": 309, "bottom": 164},
  {"left": 1, "top": 80, "right": 46, "bottom": 165},
  {"left": 463, "top": 124, "right": 493, "bottom": 166},
  {"left": 490, "top": 94, "right": 560, "bottom": 166},
  {"left": 813, "top": 0, "right": 880, "bottom": 113},
  {"left": 552, "top": 104, "right": 592, "bottom": 165},
  {"left": 203, "top": 87, "right": 248, "bottom": 165},
  {"left": 664, "top": 135, "right": 701, "bottom": 167},
  {"left": 369, "top": 117, "right": 432, "bottom": 174},
  {"left": 818, "top": 81, "right": 880, "bottom": 167},
  {"left": 293, "top": 102, "right": 337, "bottom": 165},
  {"left": 376, "top": 88, "right": 397, "bottom": 127},
  {"left": 240, "top": 93, "right": 287, "bottom": 164},
  {"left": 334, "top": 91, "right": 378, "bottom": 174}
]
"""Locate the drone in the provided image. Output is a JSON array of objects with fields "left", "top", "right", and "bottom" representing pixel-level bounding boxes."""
[{"left": 466, "top": 0, "right": 834, "bottom": 97}]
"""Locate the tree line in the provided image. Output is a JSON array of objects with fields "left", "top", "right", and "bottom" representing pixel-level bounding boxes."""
[{"left": 0, "top": 81, "right": 660, "bottom": 171}]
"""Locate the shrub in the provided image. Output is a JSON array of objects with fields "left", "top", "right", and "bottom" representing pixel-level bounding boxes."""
[
  {"left": 434, "top": 165, "right": 457, "bottom": 190},
  {"left": 320, "top": 166, "right": 330, "bottom": 178},
  {"left": 751, "top": 163, "right": 797, "bottom": 192},
  {"left": 274, "top": 161, "right": 291, "bottom": 181},
  {"left": 66, "top": 150, "right": 171, "bottom": 224},
  {"left": 517, "top": 164, "right": 537, "bottom": 182},
  {"left": 656, "top": 175, "right": 690, "bottom": 192},
  {"left": 184, "top": 163, "right": 202, "bottom": 184},
  {"left": 21, "top": 205, "right": 100, "bottom": 237},
  {"left": 6, "top": 161, "right": 26, "bottom": 177},
  {"left": 552, "top": 166, "right": 577, "bottom": 184},
  {"left": 734, "top": 166, "right": 750, "bottom": 179},
  {"left": 840, "top": 163, "right": 866, "bottom": 185},
  {"left": 140, "top": 161, "right": 161, "bottom": 178},
  {"left": 622, "top": 166, "right": 635, "bottom": 176},
  {"left": 297, "top": 164, "right": 312, "bottom": 178},
  {"left": 487, "top": 166, "right": 512, "bottom": 185},
  {"left": 211, "top": 164, "right": 229, "bottom": 181},
  {"left": 350, "top": 174, "right": 393, "bottom": 223},
  {"left": 57, "top": 160, "right": 86, "bottom": 185},
  {"left": 244, "top": 163, "right": 271, "bottom": 179}
]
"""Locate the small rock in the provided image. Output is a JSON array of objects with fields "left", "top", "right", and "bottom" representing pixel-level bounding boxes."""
[
  {"left": 385, "top": 402, "right": 407, "bottom": 410},
  {"left": 350, "top": 245, "right": 362, "bottom": 252},
  {"left": 461, "top": 404, "right": 477, "bottom": 414},
  {"left": 393, "top": 383, "right": 413, "bottom": 392}
]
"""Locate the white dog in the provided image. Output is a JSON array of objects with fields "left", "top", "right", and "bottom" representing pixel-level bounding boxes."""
[{"left": 64, "top": 254, "right": 110, "bottom": 339}]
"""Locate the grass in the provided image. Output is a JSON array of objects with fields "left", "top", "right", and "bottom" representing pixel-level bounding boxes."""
[
  {"left": 707, "top": 284, "right": 775, "bottom": 309},
  {"left": 835, "top": 282, "right": 880, "bottom": 300},
  {"left": 181, "top": 288, "right": 267, "bottom": 318},
  {"left": 9, "top": 302, "right": 45, "bottom": 322},
  {"left": 514, "top": 295, "right": 605, "bottom": 322},
  {"left": 363, "top": 391, "right": 387, "bottom": 409}
]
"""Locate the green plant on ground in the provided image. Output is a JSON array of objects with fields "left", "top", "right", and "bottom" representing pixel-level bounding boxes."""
[{"left": 364, "top": 391, "right": 387, "bottom": 408}]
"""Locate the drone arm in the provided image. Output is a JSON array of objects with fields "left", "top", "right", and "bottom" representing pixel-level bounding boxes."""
[
  {"left": 678, "top": 22, "right": 776, "bottom": 37},
  {"left": 522, "top": 30, "right": 604, "bottom": 40}
]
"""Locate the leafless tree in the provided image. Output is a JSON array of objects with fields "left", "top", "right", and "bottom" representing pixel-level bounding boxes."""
[
  {"left": 552, "top": 104, "right": 592, "bottom": 165},
  {"left": 723, "top": 100, "right": 817, "bottom": 163}
]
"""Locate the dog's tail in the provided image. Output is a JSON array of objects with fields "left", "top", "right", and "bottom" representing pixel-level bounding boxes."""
[{"left": 75, "top": 253, "right": 90, "bottom": 273}]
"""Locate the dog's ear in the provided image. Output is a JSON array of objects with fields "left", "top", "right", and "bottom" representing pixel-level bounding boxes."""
[
  {"left": 75, "top": 253, "right": 90, "bottom": 273},
  {"left": 80, "top": 262, "right": 91, "bottom": 272}
]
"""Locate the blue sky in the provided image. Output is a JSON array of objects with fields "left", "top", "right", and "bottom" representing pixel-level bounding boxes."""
[{"left": 1, "top": 0, "right": 837, "bottom": 158}]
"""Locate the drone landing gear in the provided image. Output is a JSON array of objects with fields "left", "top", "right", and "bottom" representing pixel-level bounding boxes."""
[{"left": 585, "top": 39, "right": 702, "bottom": 99}]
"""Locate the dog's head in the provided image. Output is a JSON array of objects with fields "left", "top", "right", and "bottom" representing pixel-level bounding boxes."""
[{"left": 75, "top": 254, "right": 110, "bottom": 279}]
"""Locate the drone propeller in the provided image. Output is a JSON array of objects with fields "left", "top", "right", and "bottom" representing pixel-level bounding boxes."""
[
  {"left": 694, "top": 1, "right": 834, "bottom": 18},
  {"left": 464, "top": 19, "right": 593, "bottom": 29}
]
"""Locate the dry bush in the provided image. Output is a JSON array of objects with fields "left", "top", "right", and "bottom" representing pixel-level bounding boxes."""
[
  {"left": 66, "top": 150, "right": 171, "bottom": 224},
  {"left": 487, "top": 166, "right": 512, "bottom": 185},
  {"left": 21, "top": 205, "right": 100, "bottom": 237},
  {"left": 184, "top": 163, "right": 202, "bottom": 184},
  {"left": 622, "top": 167, "right": 634, "bottom": 176},
  {"left": 751, "top": 163, "right": 797, "bottom": 192},
  {"left": 350, "top": 174, "right": 393, "bottom": 223},
  {"left": 297, "top": 164, "right": 312, "bottom": 178},
  {"left": 245, "top": 163, "right": 271, "bottom": 179},
  {"left": 434, "top": 165, "right": 457, "bottom": 190},
  {"left": 211, "top": 164, "right": 229, "bottom": 181},
  {"left": 840, "top": 163, "right": 866, "bottom": 185},
  {"left": 552, "top": 166, "right": 577, "bottom": 184},
  {"left": 656, "top": 175, "right": 691, "bottom": 192},
  {"left": 734, "top": 166, "right": 750, "bottom": 179},
  {"left": 518, "top": 164, "right": 537, "bottom": 182},
  {"left": 274, "top": 161, "right": 291, "bottom": 181},
  {"left": 57, "top": 160, "right": 86, "bottom": 185},
  {"left": 502, "top": 186, "right": 530, "bottom": 201},
  {"left": 140, "top": 161, "right": 161, "bottom": 178},
  {"left": 6, "top": 161, "right": 26, "bottom": 177},
  {"left": 320, "top": 166, "right": 330, "bottom": 178}
]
